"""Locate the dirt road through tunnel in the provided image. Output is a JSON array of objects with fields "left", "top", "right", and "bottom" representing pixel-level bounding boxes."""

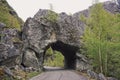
[{"left": 30, "top": 70, "right": 88, "bottom": 80}]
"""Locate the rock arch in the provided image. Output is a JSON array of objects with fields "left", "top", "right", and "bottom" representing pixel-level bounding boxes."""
[
  {"left": 22, "top": 9, "right": 90, "bottom": 71},
  {"left": 50, "top": 41, "right": 78, "bottom": 69},
  {"left": 43, "top": 41, "right": 79, "bottom": 69}
]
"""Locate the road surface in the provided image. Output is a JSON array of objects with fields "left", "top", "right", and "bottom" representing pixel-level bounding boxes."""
[{"left": 30, "top": 70, "right": 88, "bottom": 80}]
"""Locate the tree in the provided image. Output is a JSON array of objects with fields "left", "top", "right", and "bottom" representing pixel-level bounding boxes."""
[
  {"left": 81, "top": 3, "right": 120, "bottom": 77},
  {"left": 44, "top": 47, "right": 64, "bottom": 67},
  {"left": 107, "top": 14, "right": 120, "bottom": 78}
]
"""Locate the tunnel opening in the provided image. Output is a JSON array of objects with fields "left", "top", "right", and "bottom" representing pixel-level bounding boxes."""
[
  {"left": 43, "top": 41, "right": 79, "bottom": 70},
  {"left": 43, "top": 47, "right": 64, "bottom": 68}
]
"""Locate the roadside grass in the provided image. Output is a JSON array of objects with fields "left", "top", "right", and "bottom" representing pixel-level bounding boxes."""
[
  {"left": 0, "top": 67, "right": 42, "bottom": 80},
  {"left": 27, "top": 71, "right": 41, "bottom": 79}
]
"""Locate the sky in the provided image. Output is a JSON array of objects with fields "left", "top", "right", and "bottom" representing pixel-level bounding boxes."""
[{"left": 6, "top": 0, "right": 110, "bottom": 21}]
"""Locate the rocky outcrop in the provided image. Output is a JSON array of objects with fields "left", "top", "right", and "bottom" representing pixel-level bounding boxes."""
[
  {"left": 103, "top": 1, "right": 119, "bottom": 13},
  {"left": 0, "top": 0, "right": 23, "bottom": 67},
  {"left": 0, "top": 23, "right": 22, "bottom": 67},
  {"left": 0, "top": 3, "right": 24, "bottom": 80},
  {"left": 0, "top": 22, "right": 24, "bottom": 79},
  {"left": 22, "top": 8, "right": 89, "bottom": 70},
  {"left": 22, "top": 49, "right": 39, "bottom": 68}
]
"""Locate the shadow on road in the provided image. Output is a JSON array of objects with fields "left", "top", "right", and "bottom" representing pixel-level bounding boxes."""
[{"left": 43, "top": 66, "right": 67, "bottom": 71}]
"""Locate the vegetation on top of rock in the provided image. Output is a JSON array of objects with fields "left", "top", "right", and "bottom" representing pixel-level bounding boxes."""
[
  {"left": 45, "top": 4, "right": 58, "bottom": 23},
  {"left": 46, "top": 10, "right": 58, "bottom": 23},
  {"left": 0, "top": 0, "right": 23, "bottom": 31}
]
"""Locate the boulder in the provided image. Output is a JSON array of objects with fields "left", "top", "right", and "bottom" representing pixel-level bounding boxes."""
[
  {"left": 0, "top": 22, "right": 6, "bottom": 28},
  {"left": 22, "top": 49, "right": 39, "bottom": 69},
  {"left": 87, "top": 70, "right": 98, "bottom": 79},
  {"left": 98, "top": 73, "right": 107, "bottom": 80},
  {"left": 76, "top": 53, "right": 91, "bottom": 71}
]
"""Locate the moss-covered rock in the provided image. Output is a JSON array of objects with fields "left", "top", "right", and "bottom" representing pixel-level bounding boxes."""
[
  {"left": 0, "top": 0, "right": 23, "bottom": 31},
  {"left": 0, "top": 0, "right": 23, "bottom": 69}
]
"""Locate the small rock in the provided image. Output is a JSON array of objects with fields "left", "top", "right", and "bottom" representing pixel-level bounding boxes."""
[
  {"left": 9, "top": 10, "right": 17, "bottom": 15},
  {"left": 107, "top": 77, "right": 118, "bottom": 80},
  {"left": 87, "top": 70, "right": 98, "bottom": 79},
  {"left": 3, "top": 66, "right": 14, "bottom": 77},
  {"left": 98, "top": 73, "right": 107, "bottom": 80},
  {"left": 16, "top": 76, "right": 22, "bottom": 80},
  {"left": 0, "top": 22, "right": 6, "bottom": 28}
]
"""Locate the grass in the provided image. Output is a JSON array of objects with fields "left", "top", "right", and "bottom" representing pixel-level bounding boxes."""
[
  {"left": 12, "top": 69, "right": 41, "bottom": 80},
  {"left": 0, "top": 1, "right": 23, "bottom": 31},
  {"left": 0, "top": 66, "right": 41, "bottom": 80},
  {"left": 27, "top": 71, "right": 41, "bottom": 79}
]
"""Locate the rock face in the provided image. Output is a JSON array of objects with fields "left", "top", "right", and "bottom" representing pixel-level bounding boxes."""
[
  {"left": 0, "top": 0, "right": 23, "bottom": 67},
  {"left": 0, "top": 23, "right": 22, "bottom": 67},
  {"left": 103, "top": 1, "right": 119, "bottom": 13},
  {"left": 117, "top": 0, "right": 120, "bottom": 8}
]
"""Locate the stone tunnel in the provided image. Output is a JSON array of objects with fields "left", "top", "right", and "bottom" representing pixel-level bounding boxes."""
[
  {"left": 44, "top": 41, "right": 79, "bottom": 69},
  {"left": 22, "top": 9, "right": 90, "bottom": 71}
]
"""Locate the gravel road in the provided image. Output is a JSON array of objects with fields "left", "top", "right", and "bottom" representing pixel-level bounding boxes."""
[{"left": 30, "top": 70, "right": 88, "bottom": 80}]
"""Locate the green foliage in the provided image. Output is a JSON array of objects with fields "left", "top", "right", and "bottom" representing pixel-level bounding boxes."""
[
  {"left": 0, "top": 1, "right": 22, "bottom": 31},
  {"left": 81, "top": 3, "right": 120, "bottom": 79},
  {"left": 45, "top": 47, "right": 53, "bottom": 56},
  {"left": 46, "top": 10, "right": 58, "bottom": 23},
  {"left": 52, "top": 51, "right": 64, "bottom": 67},
  {"left": 45, "top": 3, "right": 58, "bottom": 23},
  {"left": 44, "top": 47, "right": 64, "bottom": 67}
]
